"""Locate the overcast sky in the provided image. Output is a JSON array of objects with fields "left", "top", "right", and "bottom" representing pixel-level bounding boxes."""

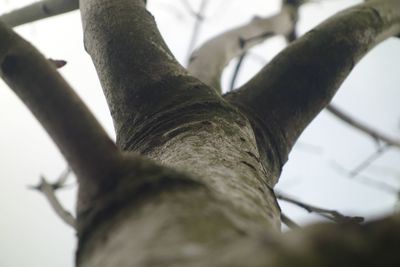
[{"left": 1, "top": 1, "right": 399, "bottom": 266}]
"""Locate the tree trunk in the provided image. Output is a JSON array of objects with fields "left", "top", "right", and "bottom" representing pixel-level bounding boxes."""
[{"left": 0, "top": 0, "right": 400, "bottom": 266}]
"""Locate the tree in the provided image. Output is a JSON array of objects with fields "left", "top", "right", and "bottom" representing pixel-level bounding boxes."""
[{"left": 0, "top": 0, "right": 399, "bottom": 266}]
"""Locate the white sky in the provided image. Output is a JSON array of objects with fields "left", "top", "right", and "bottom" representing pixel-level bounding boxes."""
[{"left": 0, "top": 0, "right": 399, "bottom": 266}]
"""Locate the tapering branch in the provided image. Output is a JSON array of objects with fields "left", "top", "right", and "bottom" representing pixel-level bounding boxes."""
[
  {"left": 225, "top": 12, "right": 400, "bottom": 161},
  {"left": 226, "top": 0, "right": 400, "bottom": 168},
  {"left": 29, "top": 168, "right": 76, "bottom": 228},
  {"left": 276, "top": 191, "right": 364, "bottom": 224},
  {"left": 80, "top": 0, "right": 220, "bottom": 152},
  {"left": 0, "top": 21, "right": 123, "bottom": 204},
  {"left": 0, "top": 0, "right": 79, "bottom": 28},
  {"left": 187, "top": 3, "right": 299, "bottom": 92}
]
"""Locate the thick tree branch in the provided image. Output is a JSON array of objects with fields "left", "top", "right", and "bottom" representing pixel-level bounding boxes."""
[
  {"left": 0, "top": 21, "right": 124, "bottom": 209},
  {"left": 187, "top": 4, "right": 298, "bottom": 92},
  {"left": 0, "top": 0, "right": 79, "bottom": 28},
  {"left": 78, "top": 3, "right": 287, "bottom": 263},
  {"left": 79, "top": 0, "right": 282, "bottom": 226},
  {"left": 80, "top": 0, "right": 223, "bottom": 150},
  {"left": 226, "top": 0, "right": 400, "bottom": 168},
  {"left": 224, "top": 8, "right": 400, "bottom": 167}
]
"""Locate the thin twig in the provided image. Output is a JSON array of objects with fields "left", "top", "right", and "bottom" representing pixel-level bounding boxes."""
[
  {"left": 349, "top": 144, "right": 389, "bottom": 177},
  {"left": 29, "top": 168, "right": 76, "bottom": 228},
  {"left": 180, "top": 0, "right": 204, "bottom": 19},
  {"left": 229, "top": 52, "right": 247, "bottom": 91},
  {"left": 229, "top": 31, "right": 275, "bottom": 91},
  {"left": 331, "top": 161, "right": 398, "bottom": 195},
  {"left": 281, "top": 213, "right": 300, "bottom": 229},
  {"left": 185, "top": 0, "right": 209, "bottom": 63},
  {"left": 326, "top": 104, "right": 400, "bottom": 149},
  {"left": 276, "top": 191, "right": 364, "bottom": 224}
]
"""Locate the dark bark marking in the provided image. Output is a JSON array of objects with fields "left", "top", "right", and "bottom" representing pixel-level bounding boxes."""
[
  {"left": 1, "top": 54, "right": 19, "bottom": 76},
  {"left": 240, "top": 161, "right": 257, "bottom": 172},
  {"left": 246, "top": 151, "right": 260, "bottom": 162},
  {"left": 42, "top": 3, "right": 50, "bottom": 15}
]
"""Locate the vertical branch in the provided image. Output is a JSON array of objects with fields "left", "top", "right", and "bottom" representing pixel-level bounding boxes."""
[
  {"left": 185, "top": 0, "right": 209, "bottom": 63},
  {"left": 229, "top": 52, "right": 247, "bottom": 91}
]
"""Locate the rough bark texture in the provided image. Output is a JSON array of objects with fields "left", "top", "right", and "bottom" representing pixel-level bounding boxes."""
[
  {"left": 78, "top": 0, "right": 282, "bottom": 265},
  {"left": 1, "top": 0, "right": 400, "bottom": 266}
]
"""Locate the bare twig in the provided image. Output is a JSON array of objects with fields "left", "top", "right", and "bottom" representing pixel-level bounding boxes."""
[
  {"left": 326, "top": 103, "right": 400, "bottom": 176},
  {"left": 29, "top": 168, "right": 76, "bottom": 228},
  {"left": 276, "top": 191, "right": 364, "bottom": 224},
  {"left": 228, "top": 31, "right": 276, "bottom": 91},
  {"left": 349, "top": 144, "right": 389, "bottom": 177},
  {"left": 185, "top": 0, "right": 209, "bottom": 63},
  {"left": 327, "top": 104, "right": 400, "bottom": 149},
  {"left": 281, "top": 213, "right": 300, "bottom": 229},
  {"left": 229, "top": 52, "right": 247, "bottom": 91},
  {"left": 331, "top": 161, "right": 398, "bottom": 194},
  {"left": 0, "top": 0, "right": 79, "bottom": 28},
  {"left": 180, "top": 0, "right": 204, "bottom": 20}
]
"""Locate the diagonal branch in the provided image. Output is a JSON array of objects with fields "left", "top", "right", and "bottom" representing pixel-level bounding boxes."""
[
  {"left": 276, "top": 191, "right": 364, "bottom": 224},
  {"left": 225, "top": 0, "right": 400, "bottom": 170},
  {"left": 187, "top": 3, "right": 298, "bottom": 93},
  {"left": 0, "top": 21, "right": 123, "bottom": 205},
  {"left": 327, "top": 104, "right": 400, "bottom": 148},
  {"left": 225, "top": 11, "right": 400, "bottom": 171},
  {"left": 0, "top": 0, "right": 79, "bottom": 28}
]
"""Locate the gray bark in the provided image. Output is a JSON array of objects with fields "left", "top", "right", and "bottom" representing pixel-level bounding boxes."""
[{"left": 0, "top": 0, "right": 400, "bottom": 266}]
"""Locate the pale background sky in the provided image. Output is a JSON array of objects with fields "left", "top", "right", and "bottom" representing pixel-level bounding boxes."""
[{"left": 0, "top": 0, "right": 399, "bottom": 266}]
